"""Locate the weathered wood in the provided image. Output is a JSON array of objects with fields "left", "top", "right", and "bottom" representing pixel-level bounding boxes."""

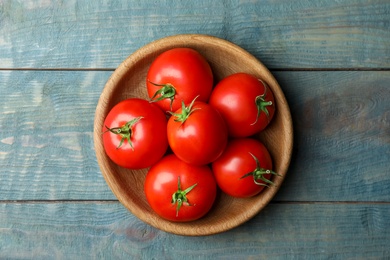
[
  {"left": 0, "top": 70, "right": 115, "bottom": 200},
  {"left": 273, "top": 70, "right": 390, "bottom": 202},
  {"left": 0, "top": 70, "right": 389, "bottom": 201},
  {"left": 0, "top": 0, "right": 389, "bottom": 69},
  {"left": 0, "top": 0, "right": 389, "bottom": 257},
  {"left": 0, "top": 202, "right": 389, "bottom": 258}
]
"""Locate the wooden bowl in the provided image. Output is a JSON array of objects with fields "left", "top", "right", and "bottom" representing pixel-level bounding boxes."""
[{"left": 94, "top": 34, "right": 293, "bottom": 236}]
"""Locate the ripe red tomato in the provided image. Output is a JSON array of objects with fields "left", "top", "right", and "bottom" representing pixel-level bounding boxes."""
[
  {"left": 146, "top": 48, "right": 213, "bottom": 112},
  {"left": 211, "top": 138, "right": 279, "bottom": 198},
  {"left": 102, "top": 98, "right": 168, "bottom": 169},
  {"left": 144, "top": 154, "right": 217, "bottom": 222},
  {"left": 209, "top": 73, "right": 275, "bottom": 137},
  {"left": 167, "top": 99, "right": 228, "bottom": 166}
]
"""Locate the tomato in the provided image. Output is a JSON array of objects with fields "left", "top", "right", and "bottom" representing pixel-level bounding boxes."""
[
  {"left": 211, "top": 138, "right": 279, "bottom": 198},
  {"left": 209, "top": 73, "right": 275, "bottom": 137},
  {"left": 167, "top": 98, "right": 228, "bottom": 166},
  {"left": 144, "top": 154, "right": 217, "bottom": 222},
  {"left": 102, "top": 98, "right": 168, "bottom": 169},
  {"left": 146, "top": 48, "right": 213, "bottom": 112}
]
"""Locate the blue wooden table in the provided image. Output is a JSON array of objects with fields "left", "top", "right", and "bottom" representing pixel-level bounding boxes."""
[{"left": 1, "top": 0, "right": 389, "bottom": 258}]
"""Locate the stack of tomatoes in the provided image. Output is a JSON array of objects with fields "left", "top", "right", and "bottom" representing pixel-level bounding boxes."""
[{"left": 102, "top": 48, "right": 279, "bottom": 222}]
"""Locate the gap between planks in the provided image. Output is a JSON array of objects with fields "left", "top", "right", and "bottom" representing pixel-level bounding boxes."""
[
  {"left": 0, "top": 200, "right": 389, "bottom": 204},
  {"left": 0, "top": 68, "right": 389, "bottom": 72}
]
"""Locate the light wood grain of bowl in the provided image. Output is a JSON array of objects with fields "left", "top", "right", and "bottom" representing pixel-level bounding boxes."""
[{"left": 94, "top": 34, "right": 293, "bottom": 236}]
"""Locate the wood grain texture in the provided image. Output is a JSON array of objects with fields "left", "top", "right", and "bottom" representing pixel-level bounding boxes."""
[
  {"left": 0, "top": 202, "right": 389, "bottom": 259},
  {"left": 93, "top": 34, "right": 293, "bottom": 235},
  {"left": 0, "top": 70, "right": 389, "bottom": 202},
  {"left": 0, "top": 0, "right": 389, "bottom": 69},
  {"left": 0, "top": 0, "right": 389, "bottom": 256},
  {"left": 274, "top": 70, "right": 390, "bottom": 202},
  {"left": 0, "top": 70, "right": 116, "bottom": 200}
]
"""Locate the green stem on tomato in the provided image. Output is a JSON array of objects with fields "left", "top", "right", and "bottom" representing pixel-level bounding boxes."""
[
  {"left": 168, "top": 96, "right": 200, "bottom": 125},
  {"left": 148, "top": 81, "right": 176, "bottom": 111},
  {"left": 171, "top": 176, "right": 197, "bottom": 217},
  {"left": 104, "top": 116, "right": 143, "bottom": 150},
  {"left": 240, "top": 152, "right": 281, "bottom": 187},
  {"left": 251, "top": 81, "right": 273, "bottom": 125}
]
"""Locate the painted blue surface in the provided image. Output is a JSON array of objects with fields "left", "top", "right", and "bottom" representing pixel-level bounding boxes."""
[
  {"left": 0, "top": 0, "right": 389, "bottom": 258},
  {"left": 0, "top": 1, "right": 389, "bottom": 69}
]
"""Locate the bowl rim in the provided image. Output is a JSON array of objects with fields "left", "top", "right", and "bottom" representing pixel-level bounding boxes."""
[{"left": 94, "top": 34, "right": 293, "bottom": 236}]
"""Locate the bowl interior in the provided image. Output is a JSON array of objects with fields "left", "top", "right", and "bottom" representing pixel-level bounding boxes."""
[{"left": 94, "top": 34, "right": 293, "bottom": 236}]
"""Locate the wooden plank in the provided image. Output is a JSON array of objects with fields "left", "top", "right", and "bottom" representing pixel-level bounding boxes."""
[
  {"left": 0, "top": 70, "right": 116, "bottom": 200},
  {"left": 273, "top": 71, "right": 390, "bottom": 202},
  {"left": 0, "top": 70, "right": 389, "bottom": 201},
  {"left": 0, "top": 0, "right": 389, "bottom": 69},
  {"left": 0, "top": 202, "right": 389, "bottom": 258}
]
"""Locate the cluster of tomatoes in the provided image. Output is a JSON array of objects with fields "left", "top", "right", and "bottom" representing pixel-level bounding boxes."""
[{"left": 102, "top": 48, "right": 279, "bottom": 222}]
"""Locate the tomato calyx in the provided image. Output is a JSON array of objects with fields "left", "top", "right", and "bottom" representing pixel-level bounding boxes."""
[
  {"left": 240, "top": 152, "right": 281, "bottom": 187},
  {"left": 251, "top": 81, "right": 273, "bottom": 125},
  {"left": 104, "top": 116, "right": 143, "bottom": 150},
  {"left": 171, "top": 176, "right": 197, "bottom": 217},
  {"left": 169, "top": 96, "right": 200, "bottom": 124},
  {"left": 149, "top": 81, "right": 176, "bottom": 111}
]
